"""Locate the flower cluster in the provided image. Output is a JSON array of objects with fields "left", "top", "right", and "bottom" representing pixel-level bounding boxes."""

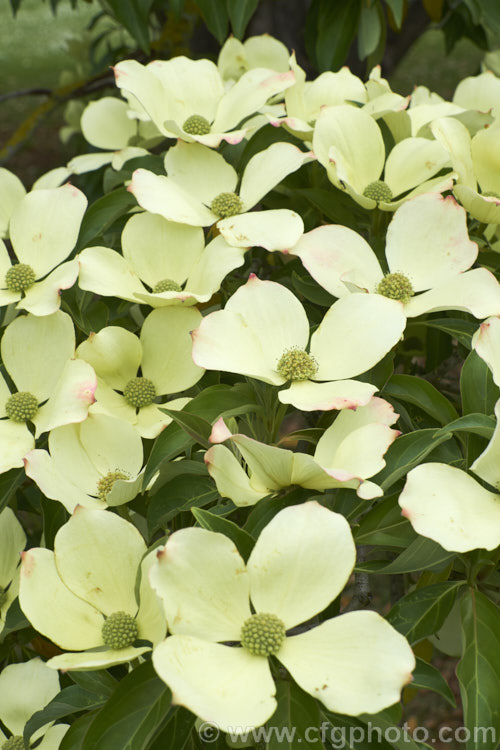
[{"left": 1, "top": 31, "right": 500, "bottom": 748}]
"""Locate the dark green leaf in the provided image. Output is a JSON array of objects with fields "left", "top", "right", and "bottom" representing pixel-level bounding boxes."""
[
  {"left": 374, "top": 429, "right": 453, "bottom": 491},
  {"left": 265, "top": 680, "right": 321, "bottom": 749},
  {"left": 433, "top": 413, "right": 496, "bottom": 440},
  {"left": 192, "top": 507, "right": 255, "bottom": 560},
  {"left": 76, "top": 188, "right": 137, "bottom": 250},
  {"left": 461, "top": 349, "right": 498, "bottom": 416},
  {"left": 41, "top": 496, "right": 68, "bottom": 549},
  {"left": 0, "top": 468, "right": 24, "bottom": 513},
  {"left": 457, "top": 589, "right": 500, "bottom": 750},
  {"left": 295, "top": 187, "right": 365, "bottom": 228},
  {"left": 227, "top": 0, "right": 259, "bottom": 38},
  {"left": 194, "top": 0, "right": 229, "bottom": 43},
  {"left": 354, "top": 496, "right": 416, "bottom": 548},
  {"left": 411, "top": 658, "right": 456, "bottom": 707},
  {"left": 382, "top": 374, "right": 458, "bottom": 426},
  {"left": 25, "top": 686, "right": 107, "bottom": 744},
  {"left": 291, "top": 271, "right": 336, "bottom": 307},
  {"left": 102, "top": 0, "right": 155, "bottom": 53},
  {"left": 308, "top": 0, "right": 362, "bottom": 71},
  {"left": 60, "top": 711, "right": 98, "bottom": 750},
  {"left": 148, "top": 706, "right": 195, "bottom": 750},
  {"left": 358, "top": 536, "right": 455, "bottom": 575},
  {"left": 321, "top": 710, "right": 394, "bottom": 749},
  {"left": 385, "top": 0, "right": 404, "bottom": 27},
  {"left": 82, "top": 661, "right": 172, "bottom": 750},
  {"left": 418, "top": 317, "right": 476, "bottom": 348},
  {"left": 68, "top": 670, "right": 118, "bottom": 698},
  {"left": 387, "top": 582, "right": 464, "bottom": 643},
  {"left": 148, "top": 475, "right": 218, "bottom": 532},
  {"left": 358, "top": 1, "right": 382, "bottom": 59},
  {"left": 159, "top": 409, "right": 212, "bottom": 449}
]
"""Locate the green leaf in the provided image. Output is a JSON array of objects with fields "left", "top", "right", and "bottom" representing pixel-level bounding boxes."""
[
  {"left": 382, "top": 374, "right": 459, "bottom": 426},
  {"left": 358, "top": 1, "right": 382, "bottom": 59},
  {"left": 461, "top": 349, "right": 498, "bottom": 416},
  {"left": 81, "top": 661, "right": 172, "bottom": 750},
  {"left": 76, "top": 188, "right": 137, "bottom": 250},
  {"left": 417, "top": 317, "right": 477, "bottom": 348},
  {"left": 358, "top": 536, "right": 455, "bottom": 575},
  {"left": 0, "top": 467, "right": 24, "bottom": 513},
  {"left": 192, "top": 507, "right": 255, "bottom": 561},
  {"left": 266, "top": 680, "right": 321, "bottom": 749},
  {"left": 25, "top": 686, "right": 107, "bottom": 744},
  {"left": 321, "top": 710, "right": 394, "bottom": 749},
  {"left": 387, "top": 581, "right": 464, "bottom": 644},
  {"left": 60, "top": 712, "right": 98, "bottom": 750},
  {"left": 307, "top": 0, "right": 362, "bottom": 71},
  {"left": 101, "top": 0, "right": 155, "bottom": 52},
  {"left": 244, "top": 488, "right": 311, "bottom": 538},
  {"left": 227, "top": 0, "right": 259, "bottom": 38},
  {"left": 411, "top": 657, "right": 456, "bottom": 707},
  {"left": 148, "top": 475, "right": 219, "bottom": 532},
  {"left": 291, "top": 270, "right": 336, "bottom": 307},
  {"left": 354, "top": 496, "right": 416, "bottom": 548},
  {"left": 295, "top": 187, "right": 365, "bottom": 228},
  {"left": 68, "top": 670, "right": 118, "bottom": 698},
  {"left": 159, "top": 408, "right": 212, "bottom": 449},
  {"left": 41, "top": 496, "right": 68, "bottom": 549},
  {"left": 148, "top": 707, "right": 196, "bottom": 750},
  {"left": 193, "top": 0, "right": 229, "bottom": 43},
  {"left": 374, "top": 429, "right": 453, "bottom": 491},
  {"left": 457, "top": 589, "right": 500, "bottom": 750},
  {"left": 433, "top": 413, "right": 496, "bottom": 440},
  {"left": 385, "top": 0, "right": 404, "bottom": 27}
]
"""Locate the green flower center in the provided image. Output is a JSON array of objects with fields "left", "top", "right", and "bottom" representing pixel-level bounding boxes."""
[
  {"left": 2, "top": 737, "right": 25, "bottom": 750},
  {"left": 5, "top": 392, "right": 38, "bottom": 422},
  {"left": 376, "top": 272, "right": 414, "bottom": 303},
  {"left": 277, "top": 348, "right": 318, "bottom": 381},
  {"left": 0, "top": 587, "right": 7, "bottom": 609},
  {"left": 240, "top": 613, "right": 286, "bottom": 657},
  {"left": 210, "top": 192, "right": 243, "bottom": 218},
  {"left": 153, "top": 278, "right": 182, "bottom": 293},
  {"left": 96, "top": 471, "right": 130, "bottom": 501},
  {"left": 482, "top": 190, "right": 500, "bottom": 199},
  {"left": 5, "top": 264, "right": 36, "bottom": 294},
  {"left": 362, "top": 180, "right": 393, "bottom": 203},
  {"left": 123, "top": 377, "right": 156, "bottom": 408},
  {"left": 182, "top": 114, "right": 211, "bottom": 136},
  {"left": 101, "top": 611, "right": 138, "bottom": 649}
]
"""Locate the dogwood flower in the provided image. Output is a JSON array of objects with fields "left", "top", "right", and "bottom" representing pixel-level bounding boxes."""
[
  {"left": 78, "top": 212, "right": 246, "bottom": 306},
  {"left": 205, "top": 397, "right": 399, "bottom": 503},
  {"left": 0, "top": 184, "right": 87, "bottom": 315},
  {"left": 67, "top": 96, "right": 152, "bottom": 175},
  {"left": 76, "top": 307, "right": 203, "bottom": 438},
  {"left": 114, "top": 56, "right": 295, "bottom": 147},
  {"left": 431, "top": 117, "right": 500, "bottom": 224},
  {"left": 0, "top": 508, "right": 26, "bottom": 633},
  {"left": 0, "top": 168, "right": 26, "bottom": 238},
  {"left": 191, "top": 274, "right": 406, "bottom": 411},
  {"left": 150, "top": 502, "right": 415, "bottom": 730},
  {"left": 218, "top": 35, "right": 289, "bottom": 82},
  {"left": 453, "top": 70, "right": 500, "bottom": 122},
  {"left": 0, "top": 311, "right": 96, "bottom": 474},
  {"left": 289, "top": 193, "right": 500, "bottom": 319},
  {"left": 312, "top": 104, "right": 453, "bottom": 210},
  {"left": 128, "top": 141, "right": 309, "bottom": 251},
  {"left": 24, "top": 413, "right": 147, "bottom": 512},
  {"left": 19, "top": 507, "right": 166, "bottom": 670},
  {"left": 0, "top": 659, "right": 68, "bottom": 749}
]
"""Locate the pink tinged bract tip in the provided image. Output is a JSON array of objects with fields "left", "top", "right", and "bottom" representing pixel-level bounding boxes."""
[{"left": 209, "top": 417, "right": 232, "bottom": 444}]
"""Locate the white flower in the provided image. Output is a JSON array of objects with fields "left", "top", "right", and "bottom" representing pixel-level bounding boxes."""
[
  {"left": 25, "top": 413, "right": 147, "bottom": 512},
  {"left": 0, "top": 508, "right": 26, "bottom": 632},
  {"left": 78, "top": 212, "right": 246, "bottom": 307},
  {"left": 191, "top": 274, "right": 405, "bottom": 411},
  {"left": 0, "top": 311, "right": 96, "bottom": 474},
  {"left": 114, "top": 56, "right": 295, "bottom": 147},
  {"left": 76, "top": 307, "right": 204, "bottom": 438},
  {"left": 205, "top": 398, "right": 399, "bottom": 503},
  {"left": 128, "top": 140, "right": 310, "bottom": 251},
  {"left": 0, "top": 185, "right": 87, "bottom": 316},
  {"left": 150, "top": 502, "right": 415, "bottom": 731},
  {"left": 19, "top": 508, "right": 166, "bottom": 671},
  {"left": 0, "top": 659, "right": 68, "bottom": 749},
  {"left": 290, "top": 193, "right": 500, "bottom": 319}
]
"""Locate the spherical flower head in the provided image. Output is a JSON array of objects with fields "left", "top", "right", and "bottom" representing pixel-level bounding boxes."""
[
  {"left": 277, "top": 347, "right": 318, "bottom": 381},
  {"left": 363, "top": 180, "right": 393, "bottom": 203},
  {"left": 240, "top": 613, "right": 286, "bottom": 657},
  {"left": 5, "top": 264, "right": 36, "bottom": 294},
  {"left": 5, "top": 392, "right": 38, "bottom": 422},
  {"left": 183, "top": 114, "right": 211, "bottom": 136},
  {"left": 101, "top": 611, "right": 138, "bottom": 649},
  {"left": 2, "top": 737, "right": 25, "bottom": 750},
  {"left": 153, "top": 278, "right": 182, "bottom": 293},
  {"left": 123, "top": 377, "right": 156, "bottom": 408},
  {"left": 376, "top": 272, "right": 414, "bottom": 304},
  {"left": 210, "top": 192, "right": 243, "bottom": 218},
  {"left": 96, "top": 470, "right": 130, "bottom": 501}
]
